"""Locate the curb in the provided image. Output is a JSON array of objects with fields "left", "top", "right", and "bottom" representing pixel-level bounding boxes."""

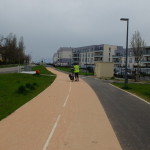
[{"left": 109, "top": 83, "right": 150, "bottom": 105}]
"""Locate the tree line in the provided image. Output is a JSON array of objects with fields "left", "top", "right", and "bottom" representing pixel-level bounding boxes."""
[{"left": 0, "top": 33, "right": 31, "bottom": 65}]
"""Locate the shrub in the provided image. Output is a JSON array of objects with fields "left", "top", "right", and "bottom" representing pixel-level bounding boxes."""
[
  {"left": 17, "top": 85, "right": 27, "bottom": 94},
  {"left": 26, "top": 82, "right": 38, "bottom": 90}
]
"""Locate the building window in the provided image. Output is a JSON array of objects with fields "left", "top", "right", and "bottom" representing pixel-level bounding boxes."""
[
  {"left": 82, "top": 58, "right": 84, "bottom": 62},
  {"left": 130, "top": 52, "right": 132, "bottom": 56},
  {"left": 129, "top": 58, "right": 132, "bottom": 63}
]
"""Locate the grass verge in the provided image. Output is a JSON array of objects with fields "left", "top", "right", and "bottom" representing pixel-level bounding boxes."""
[
  {"left": 0, "top": 65, "right": 56, "bottom": 121},
  {"left": 32, "top": 65, "right": 55, "bottom": 75},
  {"left": 112, "top": 82, "right": 150, "bottom": 103}
]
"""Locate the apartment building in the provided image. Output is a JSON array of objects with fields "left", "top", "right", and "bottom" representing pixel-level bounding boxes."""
[
  {"left": 53, "top": 52, "right": 58, "bottom": 64},
  {"left": 72, "top": 44, "right": 124, "bottom": 68},
  {"left": 112, "top": 48, "right": 133, "bottom": 69},
  {"left": 112, "top": 46, "right": 150, "bottom": 74},
  {"left": 53, "top": 47, "right": 72, "bottom": 66},
  {"left": 140, "top": 46, "right": 150, "bottom": 74},
  {"left": 53, "top": 44, "right": 150, "bottom": 74}
]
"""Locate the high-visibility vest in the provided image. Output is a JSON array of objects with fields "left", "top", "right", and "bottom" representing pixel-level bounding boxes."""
[{"left": 74, "top": 65, "right": 79, "bottom": 73}]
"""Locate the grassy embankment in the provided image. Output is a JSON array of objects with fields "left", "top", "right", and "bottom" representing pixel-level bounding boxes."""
[
  {"left": 112, "top": 83, "right": 150, "bottom": 103},
  {"left": 0, "top": 65, "right": 56, "bottom": 121}
]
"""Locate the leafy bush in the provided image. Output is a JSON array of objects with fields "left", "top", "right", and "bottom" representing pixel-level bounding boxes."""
[
  {"left": 17, "top": 82, "right": 37, "bottom": 94},
  {"left": 17, "top": 85, "right": 27, "bottom": 94},
  {"left": 25, "top": 83, "right": 36, "bottom": 90}
]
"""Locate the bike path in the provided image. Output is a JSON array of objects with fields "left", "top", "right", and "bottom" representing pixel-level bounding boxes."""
[{"left": 0, "top": 67, "right": 122, "bottom": 150}]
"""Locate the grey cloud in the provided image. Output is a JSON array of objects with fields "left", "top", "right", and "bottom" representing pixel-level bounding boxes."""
[{"left": 0, "top": 0, "right": 150, "bottom": 62}]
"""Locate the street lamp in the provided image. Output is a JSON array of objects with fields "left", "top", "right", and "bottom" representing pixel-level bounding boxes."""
[
  {"left": 86, "top": 51, "right": 87, "bottom": 75},
  {"left": 70, "top": 55, "right": 72, "bottom": 67},
  {"left": 120, "top": 18, "right": 129, "bottom": 88}
]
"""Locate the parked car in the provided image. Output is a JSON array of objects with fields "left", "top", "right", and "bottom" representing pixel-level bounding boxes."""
[{"left": 115, "top": 71, "right": 132, "bottom": 78}]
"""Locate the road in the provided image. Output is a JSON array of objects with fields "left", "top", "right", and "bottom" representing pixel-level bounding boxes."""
[
  {"left": 0, "top": 67, "right": 122, "bottom": 150},
  {"left": 82, "top": 76, "right": 150, "bottom": 150},
  {"left": 0, "top": 66, "right": 19, "bottom": 73}
]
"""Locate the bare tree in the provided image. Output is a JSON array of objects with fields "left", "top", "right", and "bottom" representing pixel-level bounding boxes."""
[
  {"left": 130, "top": 31, "right": 146, "bottom": 81},
  {"left": 18, "top": 36, "right": 25, "bottom": 64},
  {"left": 24, "top": 54, "right": 31, "bottom": 64},
  {"left": 0, "top": 33, "right": 27, "bottom": 65}
]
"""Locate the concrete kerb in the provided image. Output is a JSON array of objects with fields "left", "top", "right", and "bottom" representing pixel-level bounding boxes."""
[
  {"left": 109, "top": 83, "right": 150, "bottom": 105},
  {"left": 81, "top": 75, "right": 150, "bottom": 105}
]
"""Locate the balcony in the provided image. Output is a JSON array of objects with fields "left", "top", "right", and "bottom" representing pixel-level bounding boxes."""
[
  {"left": 113, "top": 61, "right": 121, "bottom": 64},
  {"left": 94, "top": 52, "right": 103, "bottom": 57},
  {"left": 143, "top": 53, "right": 150, "bottom": 57},
  {"left": 94, "top": 57, "right": 103, "bottom": 62},
  {"left": 72, "top": 54, "right": 79, "bottom": 58},
  {"left": 94, "top": 55, "right": 103, "bottom": 57},
  {"left": 142, "top": 60, "right": 150, "bottom": 64},
  {"left": 112, "top": 55, "right": 121, "bottom": 58}
]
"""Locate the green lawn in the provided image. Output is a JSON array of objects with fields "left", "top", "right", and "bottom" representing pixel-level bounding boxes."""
[
  {"left": 0, "top": 65, "right": 56, "bottom": 121},
  {"left": 32, "top": 65, "right": 55, "bottom": 75},
  {"left": 112, "top": 83, "right": 150, "bottom": 103},
  {"left": 55, "top": 66, "right": 94, "bottom": 76}
]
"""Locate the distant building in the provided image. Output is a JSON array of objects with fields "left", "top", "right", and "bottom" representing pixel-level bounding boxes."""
[
  {"left": 53, "top": 53, "right": 58, "bottom": 65},
  {"left": 141, "top": 46, "right": 150, "bottom": 74},
  {"left": 113, "top": 46, "right": 150, "bottom": 74},
  {"left": 53, "top": 47, "right": 72, "bottom": 66},
  {"left": 53, "top": 44, "right": 150, "bottom": 74},
  {"left": 72, "top": 44, "right": 124, "bottom": 68}
]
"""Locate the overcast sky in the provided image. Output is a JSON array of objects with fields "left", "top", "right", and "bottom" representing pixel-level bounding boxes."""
[{"left": 0, "top": 0, "right": 149, "bottom": 62}]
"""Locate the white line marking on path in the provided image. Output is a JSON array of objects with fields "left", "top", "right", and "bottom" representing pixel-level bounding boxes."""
[
  {"left": 63, "top": 82, "right": 72, "bottom": 107},
  {"left": 109, "top": 83, "right": 150, "bottom": 105},
  {"left": 42, "top": 82, "right": 72, "bottom": 150},
  {"left": 42, "top": 114, "right": 61, "bottom": 150}
]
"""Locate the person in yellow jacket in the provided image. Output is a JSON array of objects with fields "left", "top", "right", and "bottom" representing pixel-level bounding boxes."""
[{"left": 74, "top": 63, "right": 79, "bottom": 81}]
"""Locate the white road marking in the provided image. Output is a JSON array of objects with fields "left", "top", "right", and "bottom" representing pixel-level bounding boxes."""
[
  {"left": 42, "top": 81, "right": 72, "bottom": 150},
  {"left": 63, "top": 82, "right": 72, "bottom": 107},
  {"left": 42, "top": 114, "right": 61, "bottom": 150},
  {"left": 109, "top": 83, "right": 150, "bottom": 105}
]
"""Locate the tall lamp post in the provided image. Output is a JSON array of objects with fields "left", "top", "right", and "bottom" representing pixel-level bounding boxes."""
[{"left": 120, "top": 18, "right": 129, "bottom": 88}]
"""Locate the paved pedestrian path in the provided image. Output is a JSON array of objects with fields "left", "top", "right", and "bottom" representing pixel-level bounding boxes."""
[{"left": 0, "top": 67, "right": 122, "bottom": 150}]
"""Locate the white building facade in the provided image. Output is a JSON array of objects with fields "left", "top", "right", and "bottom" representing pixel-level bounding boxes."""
[
  {"left": 72, "top": 44, "right": 124, "bottom": 68},
  {"left": 53, "top": 44, "right": 150, "bottom": 74},
  {"left": 112, "top": 46, "right": 150, "bottom": 74},
  {"left": 53, "top": 47, "right": 72, "bottom": 66}
]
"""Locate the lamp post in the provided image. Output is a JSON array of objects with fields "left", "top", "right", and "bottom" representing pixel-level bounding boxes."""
[
  {"left": 86, "top": 51, "right": 88, "bottom": 75},
  {"left": 120, "top": 18, "right": 129, "bottom": 88},
  {"left": 70, "top": 55, "right": 72, "bottom": 67}
]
